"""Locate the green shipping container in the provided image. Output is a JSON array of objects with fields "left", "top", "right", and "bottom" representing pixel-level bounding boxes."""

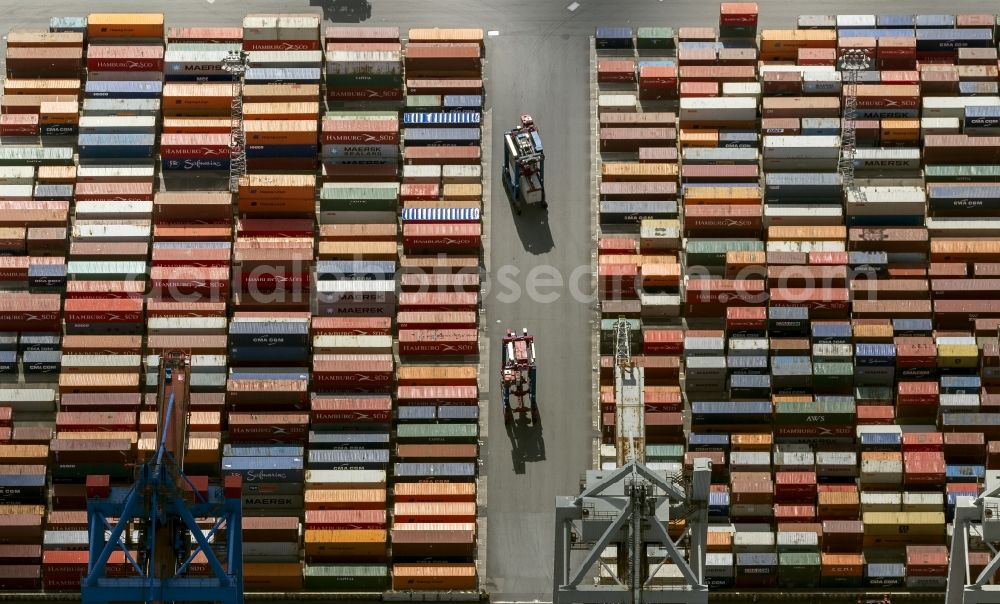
[
  {"left": 773, "top": 400, "right": 855, "bottom": 426},
  {"left": 327, "top": 73, "right": 403, "bottom": 89},
  {"left": 719, "top": 25, "right": 756, "bottom": 38},
  {"left": 686, "top": 239, "right": 764, "bottom": 267},
  {"left": 855, "top": 386, "right": 893, "bottom": 403},
  {"left": 406, "top": 95, "right": 443, "bottom": 109},
  {"left": 925, "top": 164, "right": 1000, "bottom": 183},
  {"left": 812, "top": 361, "right": 854, "bottom": 390},
  {"left": 636, "top": 27, "right": 675, "bottom": 51},
  {"left": 778, "top": 552, "right": 820, "bottom": 588},
  {"left": 396, "top": 423, "right": 478, "bottom": 443},
  {"left": 319, "top": 184, "right": 399, "bottom": 213},
  {"left": 66, "top": 261, "right": 148, "bottom": 281},
  {"left": 0, "top": 147, "right": 74, "bottom": 166},
  {"left": 645, "top": 444, "right": 684, "bottom": 462},
  {"left": 304, "top": 564, "right": 388, "bottom": 591}
]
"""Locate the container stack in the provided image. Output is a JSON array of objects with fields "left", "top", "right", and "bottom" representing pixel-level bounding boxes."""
[
  {"left": 387, "top": 27, "right": 484, "bottom": 593},
  {"left": 325, "top": 27, "right": 403, "bottom": 104},
  {"left": 3, "top": 29, "right": 83, "bottom": 139},
  {"left": 243, "top": 14, "right": 322, "bottom": 172},
  {"left": 160, "top": 26, "right": 241, "bottom": 173}
]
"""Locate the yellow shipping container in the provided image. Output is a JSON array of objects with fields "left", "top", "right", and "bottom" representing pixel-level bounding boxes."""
[
  {"left": 442, "top": 183, "right": 481, "bottom": 201},
  {"left": 640, "top": 263, "right": 680, "bottom": 287},
  {"left": 685, "top": 186, "right": 761, "bottom": 205},
  {"left": 601, "top": 162, "right": 678, "bottom": 182},
  {"left": 881, "top": 118, "right": 919, "bottom": 142},
  {"left": 304, "top": 529, "right": 387, "bottom": 558},
  {"left": 319, "top": 241, "right": 397, "bottom": 260},
  {"left": 767, "top": 225, "right": 847, "bottom": 241},
  {"left": 679, "top": 128, "right": 718, "bottom": 148},
  {"left": 937, "top": 344, "right": 979, "bottom": 368}
]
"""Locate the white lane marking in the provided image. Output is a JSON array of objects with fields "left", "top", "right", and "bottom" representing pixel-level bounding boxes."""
[
  {"left": 567, "top": 2, "right": 580, "bottom": 10},
  {"left": 488, "top": 30, "right": 500, "bottom": 37}
]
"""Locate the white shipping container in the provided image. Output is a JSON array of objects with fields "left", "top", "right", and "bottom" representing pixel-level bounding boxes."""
[
  {"left": 639, "top": 293, "right": 680, "bottom": 318},
  {"left": 0, "top": 166, "right": 34, "bottom": 185},
  {"left": 682, "top": 147, "right": 758, "bottom": 165},
  {"left": 315, "top": 280, "right": 396, "bottom": 296},
  {"left": 402, "top": 164, "right": 442, "bottom": 183},
  {"left": 76, "top": 164, "right": 156, "bottom": 182},
  {"left": 645, "top": 462, "right": 681, "bottom": 475},
  {"left": 730, "top": 451, "right": 771, "bottom": 471},
  {"left": 728, "top": 338, "right": 768, "bottom": 355},
  {"left": 71, "top": 224, "right": 151, "bottom": 242},
  {"left": 860, "top": 459, "right": 903, "bottom": 486},
  {"left": 766, "top": 241, "right": 845, "bottom": 253},
  {"left": 442, "top": 164, "right": 481, "bottom": 183},
  {"left": 86, "top": 70, "right": 163, "bottom": 82},
  {"left": 598, "top": 94, "right": 637, "bottom": 112},
  {"left": 920, "top": 117, "right": 960, "bottom": 137},
  {"left": 326, "top": 51, "right": 402, "bottom": 75},
  {"left": 312, "top": 334, "right": 393, "bottom": 353},
  {"left": 847, "top": 187, "right": 926, "bottom": 216},
  {"left": 939, "top": 394, "right": 980, "bottom": 411},
  {"left": 147, "top": 317, "right": 228, "bottom": 335},
  {"left": 759, "top": 65, "right": 837, "bottom": 76},
  {"left": 816, "top": 451, "right": 857, "bottom": 477},
  {"left": 777, "top": 531, "right": 819, "bottom": 551},
  {"left": 764, "top": 204, "right": 843, "bottom": 227},
  {"left": 927, "top": 217, "right": 1000, "bottom": 237},
  {"left": 74, "top": 201, "right": 153, "bottom": 220},
  {"left": 836, "top": 14, "right": 876, "bottom": 28},
  {"left": 763, "top": 136, "right": 840, "bottom": 159},
  {"left": 305, "top": 469, "right": 386, "bottom": 487},
  {"left": 66, "top": 260, "right": 147, "bottom": 276},
  {"left": 813, "top": 343, "right": 853, "bottom": 358},
  {"left": 679, "top": 97, "right": 757, "bottom": 123},
  {"left": 0, "top": 185, "right": 34, "bottom": 200},
  {"left": 684, "top": 336, "right": 725, "bottom": 354},
  {"left": 0, "top": 387, "right": 56, "bottom": 412},
  {"left": 81, "top": 98, "right": 161, "bottom": 116},
  {"left": 853, "top": 148, "right": 921, "bottom": 172},
  {"left": 61, "top": 354, "right": 142, "bottom": 372},
  {"left": 248, "top": 50, "right": 323, "bottom": 68},
  {"left": 79, "top": 115, "right": 158, "bottom": 135},
  {"left": 922, "top": 96, "right": 1000, "bottom": 119},
  {"left": 902, "top": 491, "right": 944, "bottom": 512},
  {"left": 722, "top": 82, "right": 761, "bottom": 98},
  {"left": 774, "top": 451, "right": 815, "bottom": 471},
  {"left": 861, "top": 491, "right": 902, "bottom": 512},
  {"left": 798, "top": 15, "right": 836, "bottom": 28}
]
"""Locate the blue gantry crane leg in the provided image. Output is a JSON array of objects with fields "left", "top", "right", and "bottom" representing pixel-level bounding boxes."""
[{"left": 82, "top": 352, "right": 244, "bottom": 604}]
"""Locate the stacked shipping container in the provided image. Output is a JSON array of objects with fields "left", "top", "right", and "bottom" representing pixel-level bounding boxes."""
[{"left": 592, "top": 6, "right": 1000, "bottom": 590}]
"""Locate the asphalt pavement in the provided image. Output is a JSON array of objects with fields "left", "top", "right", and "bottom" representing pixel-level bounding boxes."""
[{"left": 6, "top": 1, "right": 1000, "bottom": 602}]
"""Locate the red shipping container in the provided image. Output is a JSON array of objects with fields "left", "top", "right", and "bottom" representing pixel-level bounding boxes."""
[
  {"left": 856, "top": 405, "right": 895, "bottom": 425},
  {"left": 311, "top": 317, "right": 392, "bottom": 336},
  {"left": 86, "top": 45, "right": 164, "bottom": 71},
  {"left": 680, "top": 81, "right": 718, "bottom": 97},
  {"left": 160, "top": 133, "right": 231, "bottom": 158},
  {"left": 775, "top": 471, "right": 817, "bottom": 503},
  {"left": 902, "top": 431, "right": 943, "bottom": 453},
  {"left": 398, "top": 292, "right": 478, "bottom": 312},
  {"left": 720, "top": 2, "right": 758, "bottom": 25},
  {"left": 321, "top": 119, "right": 398, "bottom": 145},
  {"left": 305, "top": 510, "right": 386, "bottom": 530},
  {"left": 395, "top": 311, "right": 476, "bottom": 330},
  {"left": 227, "top": 413, "right": 309, "bottom": 443},
  {"left": 644, "top": 388, "right": 682, "bottom": 412},
  {"left": 311, "top": 395, "right": 392, "bottom": 424},
  {"left": 903, "top": 451, "right": 946, "bottom": 486},
  {"left": 727, "top": 306, "right": 767, "bottom": 331},
  {"left": 774, "top": 504, "right": 816, "bottom": 523},
  {"left": 643, "top": 329, "right": 684, "bottom": 355},
  {"left": 597, "top": 59, "right": 636, "bottom": 83},
  {"left": 243, "top": 39, "right": 321, "bottom": 51},
  {"left": 905, "top": 545, "right": 948, "bottom": 576},
  {"left": 898, "top": 381, "right": 939, "bottom": 405},
  {"left": 403, "top": 223, "right": 481, "bottom": 251},
  {"left": 396, "top": 385, "right": 478, "bottom": 405},
  {"left": 398, "top": 329, "right": 477, "bottom": 356},
  {"left": 63, "top": 298, "right": 143, "bottom": 324},
  {"left": 312, "top": 360, "right": 394, "bottom": 389},
  {"left": 327, "top": 87, "right": 404, "bottom": 101},
  {"left": 0, "top": 114, "right": 39, "bottom": 137},
  {"left": 943, "top": 432, "right": 986, "bottom": 464},
  {"left": 55, "top": 411, "right": 136, "bottom": 432},
  {"left": 74, "top": 181, "right": 154, "bottom": 201}
]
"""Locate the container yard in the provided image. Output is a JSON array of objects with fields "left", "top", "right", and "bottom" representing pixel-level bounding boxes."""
[{"left": 4, "top": 1, "right": 1000, "bottom": 604}]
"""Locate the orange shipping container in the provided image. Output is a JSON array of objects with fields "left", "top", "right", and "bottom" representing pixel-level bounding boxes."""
[
  {"left": 392, "top": 563, "right": 476, "bottom": 591},
  {"left": 87, "top": 13, "right": 165, "bottom": 39}
]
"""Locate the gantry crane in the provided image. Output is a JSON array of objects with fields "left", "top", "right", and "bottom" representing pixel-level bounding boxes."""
[
  {"left": 554, "top": 459, "right": 711, "bottom": 604},
  {"left": 839, "top": 48, "right": 870, "bottom": 207},
  {"left": 82, "top": 352, "right": 243, "bottom": 604},
  {"left": 502, "top": 114, "right": 546, "bottom": 214},
  {"left": 501, "top": 328, "right": 539, "bottom": 425},
  {"left": 222, "top": 50, "right": 250, "bottom": 193},
  {"left": 946, "top": 471, "right": 1000, "bottom": 604}
]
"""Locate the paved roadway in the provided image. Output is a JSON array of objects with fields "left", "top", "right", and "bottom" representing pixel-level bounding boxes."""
[{"left": 5, "top": 1, "right": 1000, "bottom": 602}]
